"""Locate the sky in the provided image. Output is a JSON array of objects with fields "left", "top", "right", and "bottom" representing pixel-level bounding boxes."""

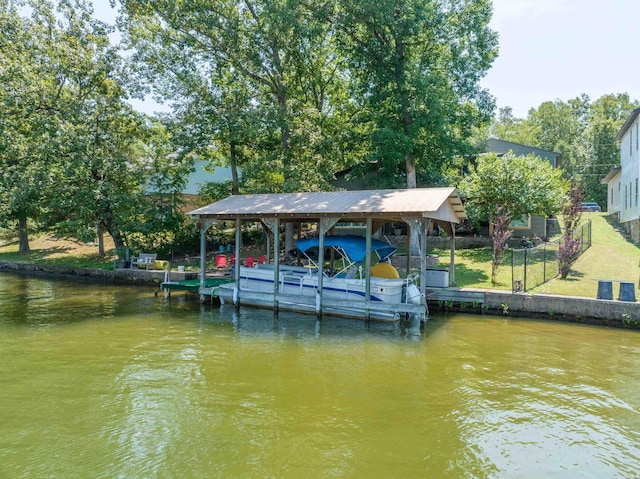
[
  {"left": 94, "top": 0, "right": 640, "bottom": 119},
  {"left": 481, "top": 0, "right": 640, "bottom": 117}
]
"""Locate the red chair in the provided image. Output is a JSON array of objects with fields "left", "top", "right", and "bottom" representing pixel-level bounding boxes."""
[
  {"left": 230, "top": 255, "right": 236, "bottom": 266},
  {"left": 215, "top": 255, "right": 228, "bottom": 269},
  {"left": 245, "top": 256, "right": 255, "bottom": 267},
  {"left": 257, "top": 255, "right": 266, "bottom": 265}
]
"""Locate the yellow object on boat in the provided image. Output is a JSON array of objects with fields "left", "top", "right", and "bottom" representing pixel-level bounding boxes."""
[{"left": 370, "top": 262, "right": 400, "bottom": 279}]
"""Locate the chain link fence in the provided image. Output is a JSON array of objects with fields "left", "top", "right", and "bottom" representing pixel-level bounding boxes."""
[{"left": 511, "top": 220, "right": 591, "bottom": 292}]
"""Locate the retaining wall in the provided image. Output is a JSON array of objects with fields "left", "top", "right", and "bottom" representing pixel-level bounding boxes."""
[
  {"left": 429, "top": 288, "right": 640, "bottom": 329},
  {"left": 0, "top": 262, "right": 197, "bottom": 286}
]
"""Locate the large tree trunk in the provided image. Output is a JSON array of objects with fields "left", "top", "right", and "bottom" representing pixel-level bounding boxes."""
[
  {"left": 18, "top": 216, "right": 30, "bottom": 253},
  {"left": 229, "top": 138, "right": 240, "bottom": 195},
  {"left": 97, "top": 223, "right": 105, "bottom": 257},
  {"left": 101, "top": 207, "right": 124, "bottom": 249}
]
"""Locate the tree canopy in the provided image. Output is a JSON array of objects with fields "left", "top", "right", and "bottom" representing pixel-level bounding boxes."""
[
  {"left": 460, "top": 152, "right": 569, "bottom": 223},
  {"left": 490, "top": 94, "right": 638, "bottom": 205}
]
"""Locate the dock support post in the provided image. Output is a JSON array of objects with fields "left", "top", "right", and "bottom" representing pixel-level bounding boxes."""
[
  {"left": 234, "top": 219, "right": 241, "bottom": 307},
  {"left": 419, "top": 219, "right": 428, "bottom": 304},
  {"left": 364, "top": 217, "right": 372, "bottom": 321},
  {"left": 273, "top": 217, "right": 280, "bottom": 312},
  {"left": 316, "top": 218, "right": 339, "bottom": 318},
  {"left": 449, "top": 222, "right": 456, "bottom": 286},
  {"left": 317, "top": 228, "right": 325, "bottom": 316},
  {"left": 199, "top": 219, "right": 215, "bottom": 301}
]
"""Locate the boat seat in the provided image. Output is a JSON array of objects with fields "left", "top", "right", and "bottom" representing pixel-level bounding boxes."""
[{"left": 370, "top": 262, "right": 400, "bottom": 279}]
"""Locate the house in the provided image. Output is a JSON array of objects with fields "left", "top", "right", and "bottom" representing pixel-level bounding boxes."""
[
  {"left": 182, "top": 159, "right": 237, "bottom": 210},
  {"left": 485, "top": 138, "right": 561, "bottom": 168},
  {"left": 602, "top": 108, "right": 640, "bottom": 241},
  {"left": 601, "top": 166, "right": 621, "bottom": 215},
  {"left": 484, "top": 139, "right": 562, "bottom": 240},
  {"left": 145, "top": 158, "right": 237, "bottom": 212}
]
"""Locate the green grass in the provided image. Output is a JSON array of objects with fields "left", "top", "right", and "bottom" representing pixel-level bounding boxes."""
[
  {"left": 534, "top": 213, "right": 639, "bottom": 297},
  {"left": 0, "top": 236, "right": 114, "bottom": 270},
  {"left": 434, "top": 212, "right": 639, "bottom": 298}
]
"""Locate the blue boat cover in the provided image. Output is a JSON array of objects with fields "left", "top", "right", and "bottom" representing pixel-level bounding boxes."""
[{"left": 296, "top": 235, "right": 397, "bottom": 264}]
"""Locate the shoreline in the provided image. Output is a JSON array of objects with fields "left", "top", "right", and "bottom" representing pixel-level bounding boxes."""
[{"left": 1, "top": 261, "right": 639, "bottom": 330}]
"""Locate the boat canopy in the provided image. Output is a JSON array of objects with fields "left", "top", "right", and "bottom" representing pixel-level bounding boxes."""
[{"left": 296, "top": 235, "right": 397, "bottom": 264}]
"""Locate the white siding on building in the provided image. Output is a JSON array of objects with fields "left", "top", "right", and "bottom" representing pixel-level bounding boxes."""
[
  {"left": 619, "top": 115, "right": 640, "bottom": 223},
  {"left": 606, "top": 171, "right": 621, "bottom": 214}
]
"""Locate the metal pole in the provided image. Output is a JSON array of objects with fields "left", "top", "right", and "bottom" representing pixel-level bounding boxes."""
[
  {"left": 449, "top": 222, "right": 455, "bottom": 286},
  {"left": 317, "top": 226, "right": 325, "bottom": 316},
  {"left": 511, "top": 248, "right": 514, "bottom": 292},
  {"left": 543, "top": 243, "right": 547, "bottom": 283},
  {"left": 523, "top": 247, "right": 528, "bottom": 292},
  {"left": 273, "top": 217, "right": 280, "bottom": 313},
  {"left": 365, "top": 217, "right": 372, "bottom": 321},
  {"left": 419, "top": 219, "right": 427, "bottom": 301},
  {"left": 199, "top": 222, "right": 207, "bottom": 289},
  {"left": 234, "top": 219, "right": 241, "bottom": 306}
]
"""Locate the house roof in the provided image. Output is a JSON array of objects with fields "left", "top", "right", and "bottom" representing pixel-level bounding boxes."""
[
  {"left": 485, "top": 138, "right": 561, "bottom": 168},
  {"left": 189, "top": 187, "right": 467, "bottom": 224},
  {"left": 616, "top": 108, "right": 640, "bottom": 142},
  {"left": 601, "top": 166, "right": 621, "bottom": 184}
]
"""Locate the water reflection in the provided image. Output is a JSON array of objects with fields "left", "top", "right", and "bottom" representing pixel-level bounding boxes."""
[
  {"left": 0, "top": 273, "right": 639, "bottom": 478},
  {"left": 194, "top": 304, "right": 427, "bottom": 342}
]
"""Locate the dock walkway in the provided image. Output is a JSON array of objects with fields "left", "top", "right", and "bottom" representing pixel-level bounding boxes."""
[{"left": 160, "top": 276, "right": 234, "bottom": 297}]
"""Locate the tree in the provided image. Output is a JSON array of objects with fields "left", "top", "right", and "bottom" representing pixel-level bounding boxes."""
[
  {"left": 460, "top": 152, "right": 569, "bottom": 282},
  {"left": 557, "top": 180, "right": 583, "bottom": 279},
  {"left": 582, "top": 94, "right": 638, "bottom": 205},
  {"left": 526, "top": 97, "right": 590, "bottom": 179},
  {"left": 0, "top": 1, "right": 64, "bottom": 252},
  {"left": 490, "top": 107, "right": 538, "bottom": 146},
  {"left": 116, "top": 0, "right": 356, "bottom": 254},
  {"left": 0, "top": 0, "right": 157, "bottom": 254},
  {"left": 490, "top": 94, "right": 638, "bottom": 205},
  {"left": 36, "top": 0, "right": 148, "bottom": 253},
  {"left": 337, "top": 0, "right": 498, "bottom": 189},
  {"left": 490, "top": 207, "right": 513, "bottom": 285}
]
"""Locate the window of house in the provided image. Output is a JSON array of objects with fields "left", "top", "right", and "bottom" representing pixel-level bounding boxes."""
[
  {"left": 636, "top": 178, "right": 638, "bottom": 206},
  {"left": 625, "top": 185, "right": 628, "bottom": 209},
  {"left": 509, "top": 215, "right": 531, "bottom": 230},
  {"left": 636, "top": 122, "right": 639, "bottom": 150},
  {"left": 631, "top": 130, "right": 634, "bottom": 156}
]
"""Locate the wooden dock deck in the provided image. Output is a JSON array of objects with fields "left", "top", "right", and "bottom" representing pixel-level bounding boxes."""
[
  {"left": 425, "top": 287, "right": 486, "bottom": 305},
  {"left": 161, "top": 277, "right": 234, "bottom": 296}
]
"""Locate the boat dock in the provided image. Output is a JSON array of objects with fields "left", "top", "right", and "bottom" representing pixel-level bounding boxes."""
[
  {"left": 160, "top": 277, "right": 234, "bottom": 298},
  {"left": 425, "top": 287, "right": 486, "bottom": 306}
]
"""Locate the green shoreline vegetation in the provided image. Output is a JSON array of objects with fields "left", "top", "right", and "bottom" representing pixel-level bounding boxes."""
[{"left": 0, "top": 212, "right": 637, "bottom": 300}]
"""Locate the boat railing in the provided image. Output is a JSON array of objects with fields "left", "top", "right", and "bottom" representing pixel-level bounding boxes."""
[{"left": 280, "top": 273, "right": 305, "bottom": 294}]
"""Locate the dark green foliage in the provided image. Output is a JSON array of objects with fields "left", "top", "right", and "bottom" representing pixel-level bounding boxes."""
[{"left": 491, "top": 94, "right": 639, "bottom": 204}]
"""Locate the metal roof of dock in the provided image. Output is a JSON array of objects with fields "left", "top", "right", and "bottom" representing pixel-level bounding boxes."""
[{"left": 189, "top": 187, "right": 466, "bottom": 224}]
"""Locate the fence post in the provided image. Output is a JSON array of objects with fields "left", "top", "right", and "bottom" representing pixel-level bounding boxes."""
[
  {"left": 523, "top": 247, "right": 528, "bottom": 292},
  {"left": 511, "top": 248, "right": 514, "bottom": 291},
  {"left": 543, "top": 243, "right": 547, "bottom": 283}
]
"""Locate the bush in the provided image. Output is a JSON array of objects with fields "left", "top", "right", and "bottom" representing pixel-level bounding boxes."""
[{"left": 557, "top": 236, "right": 581, "bottom": 278}]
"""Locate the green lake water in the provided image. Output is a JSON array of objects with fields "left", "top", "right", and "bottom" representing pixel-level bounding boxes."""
[{"left": 0, "top": 272, "right": 639, "bottom": 478}]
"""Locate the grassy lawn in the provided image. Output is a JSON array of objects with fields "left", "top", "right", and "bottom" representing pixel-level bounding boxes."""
[
  {"left": 534, "top": 213, "right": 639, "bottom": 297},
  {"left": 435, "top": 212, "right": 640, "bottom": 298},
  {"left": 0, "top": 235, "right": 115, "bottom": 269}
]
